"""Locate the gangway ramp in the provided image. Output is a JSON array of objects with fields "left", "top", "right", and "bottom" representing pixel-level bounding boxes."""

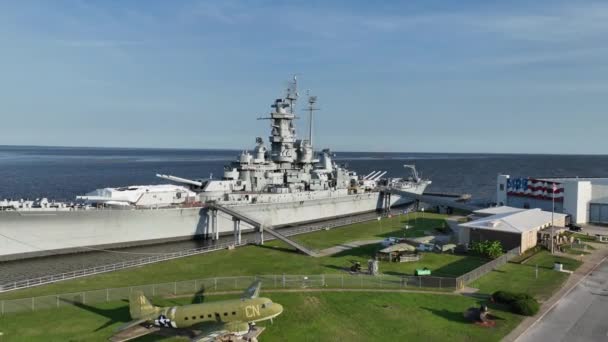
[
  {"left": 207, "top": 203, "right": 318, "bottom": 257},
  {"left": 262, "top": 226, "right": 318, "bottom": 257},
  {"left": 381, "top": 188, "right": 481, "bottom": 212},
  {"left": 207, "top": 203, "right": 261, "bottom": 228}
]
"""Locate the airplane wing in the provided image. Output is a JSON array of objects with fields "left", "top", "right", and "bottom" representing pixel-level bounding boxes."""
[
  {"left": 108, "top": 319, "right": 158, "bottom": 342},
  {"left": 242, "top": 280, "right": 262, "bottom": 299}
]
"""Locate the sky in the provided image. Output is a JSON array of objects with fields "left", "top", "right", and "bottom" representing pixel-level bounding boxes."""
[{"left": 0, "top": 0, "right": 607, "bottom": 154}]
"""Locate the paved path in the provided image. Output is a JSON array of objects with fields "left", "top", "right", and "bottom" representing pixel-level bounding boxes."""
[
  {"left": 504, "top": 244, "right": 608, "bottom": 342},
  {"left": 445, "top": 216, "right": 465, "bottom": 238},
  {"left": 316, "top": 240, "right": 382, "bottom": 257},
  {"left": 515, "top": 257, "right": 608, "bottom": 342}
]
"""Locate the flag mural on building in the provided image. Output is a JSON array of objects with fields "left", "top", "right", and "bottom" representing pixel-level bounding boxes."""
[{"left": 506, "top": 177, "right": 564, "bottom": 201}]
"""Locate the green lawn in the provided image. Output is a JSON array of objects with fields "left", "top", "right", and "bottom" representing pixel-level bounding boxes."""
[
  {"left": 561, "top": 245, "right": 590, "bottom": 255},
  {"left": 0, "top": 240, "right": 486, "bottom": 300},
  {"left": 293, "top": 212, "right": 449, "bottom": 250},
  {"left": 572, "top": 233, "right": 607, "bottom": 244},
  {"left": 470, "top": 251, "right": 582, "bottom": 301},
  {"left": 1, "top": 214, "right": 485, "bottom": 301},
  {"left": 0, "top": 291, "right": 522, "bottom": 342}
]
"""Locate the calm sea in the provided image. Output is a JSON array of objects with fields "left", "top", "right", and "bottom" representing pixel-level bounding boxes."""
[{"left": 2, "top": 146, "right": 608, "bottom": 204}]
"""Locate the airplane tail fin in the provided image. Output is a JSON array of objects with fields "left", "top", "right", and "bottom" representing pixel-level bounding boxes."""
[{"left": 129, "top": 291, "right": 158, "bottom": 320}]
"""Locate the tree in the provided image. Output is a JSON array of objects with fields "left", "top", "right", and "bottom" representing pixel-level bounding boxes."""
[{"left": 471, "top": 240, "right": 504, "bottom": 259}]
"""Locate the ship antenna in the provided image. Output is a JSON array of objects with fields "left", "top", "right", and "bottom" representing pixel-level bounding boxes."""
[
  {"left": 286, "top": 75, "right": 299, "bottom": 114},
  {"left": 306, "top": 91, "right": 319, "bottom": 147}
]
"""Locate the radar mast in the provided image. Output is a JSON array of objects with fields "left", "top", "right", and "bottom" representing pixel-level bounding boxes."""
[
  {"left": 306, "top": 91, "right": 319, "bottom": 148},
  {"left": 286, "top": 75, "right": 299, "bottom": 114}
]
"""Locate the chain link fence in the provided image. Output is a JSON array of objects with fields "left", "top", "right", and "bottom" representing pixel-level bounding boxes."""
[
  {"left": 454, "top": 247, "right": 520, "bottom": 288},
  {"left": 0, "top": 273, "right": 457, "bottom": 315}
]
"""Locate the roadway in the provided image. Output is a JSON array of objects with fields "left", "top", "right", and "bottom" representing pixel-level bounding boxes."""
[{"left": 516, "top": 257, "right": 608, "bottom": 342}]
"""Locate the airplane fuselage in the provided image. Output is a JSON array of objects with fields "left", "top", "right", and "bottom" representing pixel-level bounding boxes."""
[{"left": 154, "top": 297, "right": 283, "bottom": 329}]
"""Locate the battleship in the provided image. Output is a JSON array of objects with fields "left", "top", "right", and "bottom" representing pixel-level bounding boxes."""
[{"left": 0, "top": 78, "right": 430, "bottom": 261}]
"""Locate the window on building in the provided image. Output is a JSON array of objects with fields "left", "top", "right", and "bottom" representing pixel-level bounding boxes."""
[
  {"left": 499, "top": 184, "right": 504, "bottom": 191},
  {"left": 208, "top": 314, "right": 212, "bottom": 318},
  {"left": 192, "top": 316, "right": 196, "bottom": 320},
  {"left": 232, "top": 311, "right": 236, "bottom": 315},
  {"left": 184, "top": 317, "right": 188, "bottom": 321},
  {"left": 200, "top": 315, "right": 204, "bottom": 319},
  {"left": 224, "top": 312, "right": 228, "bottom": 316}
]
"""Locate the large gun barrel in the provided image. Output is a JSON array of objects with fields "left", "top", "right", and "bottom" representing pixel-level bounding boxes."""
[
  {"left": 363, "top": 171, "right": 377, "bottom": 180},
  {"left": 156, "top": 174, "right": 203, "bottom": 187},
  {"left": 371, "top": 171, "right": 388, "bottom": 181},
  {"left": 365, "top": 171, "right": 382, "bottom": 180}
]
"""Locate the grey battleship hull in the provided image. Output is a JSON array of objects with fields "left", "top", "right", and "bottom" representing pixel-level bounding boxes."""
[
  {"left": 0, "top": 79, "right": 432, "bottom": 261},
  {"left": 0, "top": 189, "right": 424, "bottom": 261}
]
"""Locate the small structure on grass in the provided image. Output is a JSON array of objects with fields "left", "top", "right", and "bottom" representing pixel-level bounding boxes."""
[
  {"left": 377, "top": 243, "right": 419, "bottom": 262},
  {"left": 350, "top": 261, "right": 362, "bottom": 273},
  {"left": 464, "top": 304, "right": 496, "bottom": 327},
  {"left": 415, "top": 267, "right": 431, "bottom": 276},
  {"left": 368, "top": 259, "right": 379, "bottom": 275},
  {"left": 596, "top": 234, "right": 608, "bottom": 243}
]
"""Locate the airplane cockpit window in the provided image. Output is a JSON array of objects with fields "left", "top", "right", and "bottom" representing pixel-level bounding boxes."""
[{"left": 262, "top": 301, "right": 273, "bottom": 308}]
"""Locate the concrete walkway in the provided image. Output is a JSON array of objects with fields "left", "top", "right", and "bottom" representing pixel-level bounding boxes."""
[
  {"left": 503, "top": 243, "right": 608, "bottom": 342},
  {"left": 515, "top": 257, "right": 608, "bottom": 342},
  {"left": 445, "top": 216, "right": 465, "bottom": 236},
  {"left": 316, "top": 240, "right": 382, "bottom": 257}
]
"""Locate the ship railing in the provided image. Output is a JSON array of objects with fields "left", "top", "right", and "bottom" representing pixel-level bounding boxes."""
[{"left": 0, "top": 208, "right": 404, "bottom": 293}]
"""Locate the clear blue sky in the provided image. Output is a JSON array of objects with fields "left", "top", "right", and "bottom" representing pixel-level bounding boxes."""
[{"left": 1, "top": 1, "right": 606, "bottom": 153}]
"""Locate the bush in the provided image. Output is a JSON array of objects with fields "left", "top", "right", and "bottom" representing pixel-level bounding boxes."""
[
  {"left": 511, "top": 298, "right": 540, "bottom": 316},
  {"left": 471, "top": 240, "right": 504, "bottom": 259},
  {"left": 492, "top": 290, "right": 539, "bottom": 316},
  {"left": 492, "top": 290, "right": 533, "bottom": 304}
]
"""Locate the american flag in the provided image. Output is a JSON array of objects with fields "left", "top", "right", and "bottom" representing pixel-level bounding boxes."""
[{"left": 507, "top": 177, "right": 563, "bottom": 201}]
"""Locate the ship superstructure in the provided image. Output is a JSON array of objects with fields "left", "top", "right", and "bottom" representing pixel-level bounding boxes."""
[{"left": 0, "top": 78, "right": 430, "bottom": 261}]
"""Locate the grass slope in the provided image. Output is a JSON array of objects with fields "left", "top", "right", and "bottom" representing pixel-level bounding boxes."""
[
  {"left": 470, "top": 251, "right": 582, "bottom": 301},
  {"left": 0, "top": 292, "right": 522, "bottom": 342},
  {"left": 293, "top": 212, "right": 447, "bottom": 250},
  {"left": 1, "top": 216, "right": 488, "bottom": 300}
]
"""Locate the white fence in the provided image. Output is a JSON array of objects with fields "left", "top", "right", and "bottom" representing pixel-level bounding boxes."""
[
  {"left": 454, "top": 247, "right": 521, "bottom": 287},
  {"left": 0, "top": 273, "right": 458, "bottom": 315}
]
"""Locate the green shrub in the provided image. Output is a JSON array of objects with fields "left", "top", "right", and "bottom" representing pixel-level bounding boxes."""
[
  {"left": 471, "top": 240, "right": 504, "bottom": 259},
  {"left": 492, "top": 290, "right": 533, "bottom": 304},
  {"left": 511, "top": 298, "right": 540, "bottom": 316},
  {"left": 492, "top": 290, "right": 539, "bottom": 316}
]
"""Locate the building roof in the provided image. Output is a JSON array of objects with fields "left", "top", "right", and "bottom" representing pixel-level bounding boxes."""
[
  {"left": 538, "top": 177, "right": 608, "bottom": 183},
  {"left": 474, "top": 206, "right": 526, "bottom": 216},
  {"left": 460, "top": 208, "right": 568, "bottom": 234},
  {"left": 379, "top": 243, "right": 416, "bottom": 254}
]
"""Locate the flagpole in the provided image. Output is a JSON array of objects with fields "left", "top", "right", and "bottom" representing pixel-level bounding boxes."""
[{"left": 551, "top": 183, "right": 555, "bottom": 254}]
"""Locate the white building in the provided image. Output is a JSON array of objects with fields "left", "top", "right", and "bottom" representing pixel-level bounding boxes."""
[
  {"left": 459, "top": 207, "right": 568, "bottom": 253},
  {"left": 497, "top": 175, "right": 608, "bottom": 224}
]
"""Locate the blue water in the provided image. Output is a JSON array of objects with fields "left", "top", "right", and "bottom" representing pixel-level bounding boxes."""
[{"left": 1, "top": 145, "right": 608, "bottom": 203}]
